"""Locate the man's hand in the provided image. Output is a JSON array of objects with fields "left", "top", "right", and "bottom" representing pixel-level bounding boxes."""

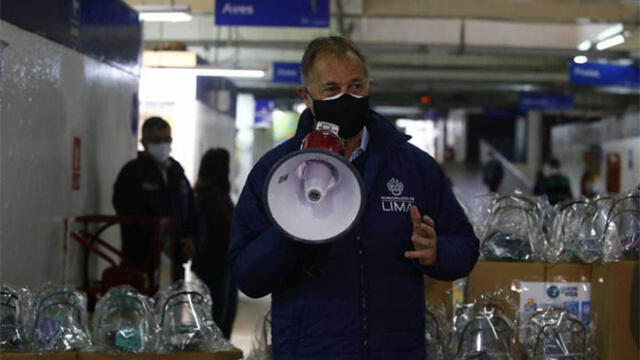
[
  {"left": 179, "top": 238, "right": 195, "bottom": 263},
  {"left": 404, "top": 206, "right": 437, "bottom": 266}
]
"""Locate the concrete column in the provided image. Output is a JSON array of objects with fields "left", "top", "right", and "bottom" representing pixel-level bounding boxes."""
[{"left": 526, "top": 110, "right": 543, "bottom": 180}]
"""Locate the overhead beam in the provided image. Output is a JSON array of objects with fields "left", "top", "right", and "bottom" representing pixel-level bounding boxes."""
[{"left": 363, "top": 0, "right": 640, "bottom": 23}]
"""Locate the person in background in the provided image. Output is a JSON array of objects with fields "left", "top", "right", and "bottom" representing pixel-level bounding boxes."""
[
  {"left": 113, "top": 116, "right": 195, "bottom": 283},
  {"left": 482, "top": 151, "right": 504, "bottom": 193},
  {"left": 541, "top": 158, "right": 573, "bottom": 205},
  {"left": 228, "top": 36, "right": 478, "bottom": 359},
  {"left": 192, "top": 148, "right": 237, "bottom": 339}
]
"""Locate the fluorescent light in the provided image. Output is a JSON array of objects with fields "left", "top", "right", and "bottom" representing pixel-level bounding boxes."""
[
  {"left": 134, "top": 4, "right": 192, "bottom": 22},
  {"left": 573, "top": 56, "right": 588, "bottom": 64},
  {"left": 577, "top": 40, "right": 592, "bottom": 51},
  {"left": 139, "top": 12, "right": 192, "bottom": 22},
  {"left": 596, "top": 23, "right": 623, "bottom": 41},
  {"left": 145, "top": 67, "right": 266, "bottom": 78},
  {"left": 596, "top": 34, "right": 625, "bottom": 50}
]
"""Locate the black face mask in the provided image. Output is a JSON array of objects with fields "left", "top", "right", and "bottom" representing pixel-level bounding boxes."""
[{"left": 309, "top": 92, "right": 370, "bottom": 139}]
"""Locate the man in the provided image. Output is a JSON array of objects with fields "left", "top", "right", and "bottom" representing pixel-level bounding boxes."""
[
  {"left": 229, "top": 36, "right": 479, "bottom": 359},
  {"left": 113, "top": 116, "right": 195, "bottom": 284}
]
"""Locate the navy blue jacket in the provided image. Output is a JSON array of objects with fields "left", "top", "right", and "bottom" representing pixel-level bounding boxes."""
[{"left": 229, "top": 110, "right": 479, "bottom": 360}]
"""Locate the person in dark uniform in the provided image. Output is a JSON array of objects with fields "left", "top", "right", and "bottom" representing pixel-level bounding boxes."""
[{"left": 113, "top": 116, "right": 195, "bottom": 284}]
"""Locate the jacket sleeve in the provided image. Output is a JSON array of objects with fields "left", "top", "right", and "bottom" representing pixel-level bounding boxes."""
[
  {"left": 228, "top": 167, "right": 307, "bottom": 298},
  {"left": 421, "top": 165, "right": 479, "bottom": 281}
]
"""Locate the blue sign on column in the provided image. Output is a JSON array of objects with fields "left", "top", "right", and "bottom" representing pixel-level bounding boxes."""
[
  {"left": 215, "top": 0, "right": 330, "bottom": 28},
  {"left": 273, "top": 62, "right": 302, "bottom": 84},
  {"left": 569, "top": 62, "right": 640, "bottom": 88},
  {"left": 518, "top": 93, "right": 574, "bottom": 111}
]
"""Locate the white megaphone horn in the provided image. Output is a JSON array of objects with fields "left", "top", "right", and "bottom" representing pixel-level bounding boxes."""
[{"left": 264, "top": 121, "right": 366, "bottom": 243}]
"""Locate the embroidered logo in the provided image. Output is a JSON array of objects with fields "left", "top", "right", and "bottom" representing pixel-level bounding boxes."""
[
  {"left": 381, "top": 178, "right": 414, "bottom": 212},
  {"left": 387, "top": 178, "right": 403, "bottom": 196}
]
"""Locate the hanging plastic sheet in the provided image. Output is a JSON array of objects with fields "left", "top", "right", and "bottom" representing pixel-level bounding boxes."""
[
  {"left": 155, "top": 280, "right": 229, "bottom": 352},
  {"left": 0, "top": 284, "right": 31, "bottom": 352},
  {"left": 92, "top": 285, "right": 156, "bottom": 353},
  {"left": 29, "top": 285, "right": 92, "bottom": 353}
]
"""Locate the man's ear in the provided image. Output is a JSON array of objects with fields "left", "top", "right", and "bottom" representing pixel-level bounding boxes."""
[{"left": 296, "top": 86, "right": 312, "bottom": 110}]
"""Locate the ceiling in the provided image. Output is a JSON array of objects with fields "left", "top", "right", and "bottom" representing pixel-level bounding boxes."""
[{"left": 125, "top": 0, "right": 640, "bottom": 115}]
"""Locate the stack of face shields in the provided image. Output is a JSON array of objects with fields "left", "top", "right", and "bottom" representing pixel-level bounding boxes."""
[
  {"left": 480, "top": 194, "right": 547, "bottom": 262},
  {"left": 30, "top": 286, "right": 91, "bottom": 353},
  {"left": 523, "top": 307, "right": 595, "bottom": 359},
  {"left": 92, "top": 286, "right": 155, "bottom": 353},
  {"left": 425, "top": 303, "right": 451, "bottom": 360},
  {"left": 156, "top": 280, "right": 227, "bottom": 352},
  {"left": 574, "top": 196, "right": 613, "bottom": 264},
  {"left": 454, "top": 304, "right": 516, "bottom": 360},
  {"left": 604, "top": 188, "right": 640, "bottom": 262},
  {"left": 245, "top": 310, "right": 272, "bottom": 360},
  {"left": 0, "top": 284, "right": 31, "bottom": 352}
]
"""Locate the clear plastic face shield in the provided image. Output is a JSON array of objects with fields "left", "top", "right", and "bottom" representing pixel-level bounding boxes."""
[
  {"left": 31, "top": 287, "right": 91, "bottom": 352},
  {"left": 93, "top": 286, "right": 155, "bottom": 353},
  {"left": 0, "top": 285, "right": 30, "bottom": 352},
  {"left": 156, "top": 280, "right": 227, "bottom": 352}
]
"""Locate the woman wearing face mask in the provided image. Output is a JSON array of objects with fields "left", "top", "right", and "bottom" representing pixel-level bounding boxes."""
[{"left": 113, "top": 116, "right": 196, "bottom": 286}]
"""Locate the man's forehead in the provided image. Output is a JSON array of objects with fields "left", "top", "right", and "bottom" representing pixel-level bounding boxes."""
[{"left": 309, "top": 51, "right": 367, "bottom": 83}]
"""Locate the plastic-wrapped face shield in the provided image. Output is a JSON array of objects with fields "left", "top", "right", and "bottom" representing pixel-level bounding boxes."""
[
  {"left": 31, "top": 288, "right": 91, "bottom": 352},
  {"left": 245, "top": 310, "right": 273, "bottom": 360},
  {"left": 575, "top": 198, "right": 612, "bottom": 263},
  {"left": 0, "top": 285, "right": 29, "bottom": 352},
  {"left": 157, "top": 281, "right": 225, "bottom": 352},
  {"left": 425, "top": 305, "right": 449, "bottom": 360},
  {"left": 549, "top": 201, "right": 592, "bottom": 263},
  {"left": 605, "top": 191, "right": 640, "bottom": 261},
  {"left": 481, "top": 195, "right": 543, "bottom": 261},
  {"left": 456, "top": 306, "right": 515, "bottom": 360},
  {"left": 526, "top": 308, "right": 587, "bottom": 359},
  {"left": 93, "top": 286, "right": 154, "bottom": 353}
]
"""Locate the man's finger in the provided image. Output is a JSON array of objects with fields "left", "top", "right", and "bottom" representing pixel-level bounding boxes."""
[
  {"left": 411, "top": 234, "right": 436, "bottom": 248},
  {"left": 414, "top": 222, "right": 436, "bottom": 238},
  {"left": 403, "top": 249, "right": 434, "bottom": 259},
  {"left": 410, "top": 205, "right": 421, "bottom": 226},
  {"left": 422, "top": 215, "right": 435, "bottom": 227}
]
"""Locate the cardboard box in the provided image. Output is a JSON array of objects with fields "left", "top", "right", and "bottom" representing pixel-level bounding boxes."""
[
  {"left": 591, "top": 260, "right": 640, "bottom": 360},
  {"left": 76, "top": 349, "right": 243, "bottom": 360},
  {"left": 0, "top": 353, "right": 77, "bottom": 360}
]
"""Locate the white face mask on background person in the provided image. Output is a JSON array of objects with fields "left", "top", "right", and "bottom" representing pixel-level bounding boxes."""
[{"left": 147, "top": 142, "right": 171, "bottom": 163}]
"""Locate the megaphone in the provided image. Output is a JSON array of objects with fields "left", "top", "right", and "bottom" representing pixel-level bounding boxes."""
[{"left": 264, "top": 121, "right": 365, "bottom": 244}]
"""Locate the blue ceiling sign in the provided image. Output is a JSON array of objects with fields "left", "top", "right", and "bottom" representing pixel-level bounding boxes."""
[
  {"left": 273, "top": 62, "right": 302, "bottom": 84},
  {"left": 215, "top": 0, "right": 330, "bottom": 28},
  {"left": 569, "top": 62, "right": 640, "bottom": 89},
  {"left": 518, "top": 93, "right": 574, "bottom": 111}
]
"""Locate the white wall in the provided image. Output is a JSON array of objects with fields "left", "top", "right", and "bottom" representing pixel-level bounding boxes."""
[{"left": 0, "top": 21, "right": 139, "bottom": 286}]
